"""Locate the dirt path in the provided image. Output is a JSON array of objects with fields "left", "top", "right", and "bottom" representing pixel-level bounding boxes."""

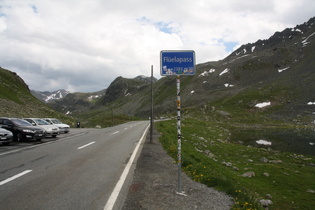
[{"left": 122, "top": 128, "right": 233, "bottom": 209}]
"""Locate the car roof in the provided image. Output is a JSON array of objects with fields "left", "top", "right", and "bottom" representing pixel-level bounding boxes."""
[
  {"left": 0, "top": 117, "right": 22, "bottom": 120},
  {"left": 24, "top": 118, "right": 42, "bottom": 120}
]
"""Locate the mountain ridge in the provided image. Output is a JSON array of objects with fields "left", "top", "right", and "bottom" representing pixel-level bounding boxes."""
[
  {"left": 1, "top": 16, "right": 315, "bottom": 127},
  {"left": 91, "top": 16, "right": 315, "bottom": 123},
  {"left": 0, "top": 67, "right": 74, "bottom": 125},
  {"left": 31, "top": 89, "right": 70, "bottom": 103}
]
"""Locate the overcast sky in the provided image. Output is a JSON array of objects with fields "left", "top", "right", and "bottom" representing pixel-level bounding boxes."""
[{"left": 0, "top": 0, "right": 314, "bottom": 92}]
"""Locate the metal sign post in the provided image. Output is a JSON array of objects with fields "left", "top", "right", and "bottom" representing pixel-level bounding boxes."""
[
  {"left": 160, "top": 50, "right": 195, "bottom": 195},
  {"left": 150, "top": 65, "right": 153, "bottom": 143},
  {"left": 176, "top": 75, "right": 182, "bottom": 193}
]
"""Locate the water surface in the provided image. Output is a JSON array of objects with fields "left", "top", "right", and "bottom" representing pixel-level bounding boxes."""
[{"left": 230, "top": 128, "right": 315, "bottom": 156}]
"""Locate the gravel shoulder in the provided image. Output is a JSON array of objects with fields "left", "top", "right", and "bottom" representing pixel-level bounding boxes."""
[{"left": 122, "top": 128, "right": 233, "bottom": 210}]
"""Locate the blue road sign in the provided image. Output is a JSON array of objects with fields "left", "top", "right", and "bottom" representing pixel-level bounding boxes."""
[{"left": 160, "top": 50, "right": 195, "bottom": 76}]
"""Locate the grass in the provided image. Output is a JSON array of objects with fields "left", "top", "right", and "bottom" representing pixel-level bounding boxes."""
[
  {"left": 0, "top": 68, "right": 31, "bottom": 104},
  {"left": 156, "top": 117, "right": 315, "bottom": 210}
]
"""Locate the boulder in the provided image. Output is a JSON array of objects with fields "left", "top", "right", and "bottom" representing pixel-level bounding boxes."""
[
  {"left": 260, "top": 199, "right": 273, "bottom": 208},
  {"left": 242, "top": 171, "right": 255, "bottom": 178},
  {"left": 260, "top": 157, "right": 269, "bottom": 163}
]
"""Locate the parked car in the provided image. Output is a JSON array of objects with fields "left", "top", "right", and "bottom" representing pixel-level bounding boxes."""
[
  {"left": 0, "top": 117, "right": 46, "bottom": 141},
  {"left": 24, "top": 118, "right": 60, "bottom": 138},
  {"left": 0, "top": 127, "right": 13, "bottom": 145},
  {"left": 43, "top": 118, "right": 70, "bottom": 133}
]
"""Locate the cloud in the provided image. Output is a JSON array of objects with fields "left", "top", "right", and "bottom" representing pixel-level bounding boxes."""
[{"left": 0, "top": 0, "right": 314, "bottom": 92}]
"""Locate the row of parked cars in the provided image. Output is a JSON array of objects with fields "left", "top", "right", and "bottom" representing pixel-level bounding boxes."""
[{"left": 0, "top": 117, "right": 70, "bottom": 145}]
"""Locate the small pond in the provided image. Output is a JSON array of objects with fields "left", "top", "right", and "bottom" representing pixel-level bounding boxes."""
[{"left": 230, "top": 128, "right": 315, "bottom": 156}]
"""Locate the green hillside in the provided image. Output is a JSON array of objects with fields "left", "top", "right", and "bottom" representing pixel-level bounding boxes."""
[{"left": 0, "top": 67, "right": 75, "bottom": 125}]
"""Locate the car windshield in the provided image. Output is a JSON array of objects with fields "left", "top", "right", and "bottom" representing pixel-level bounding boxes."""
[
  {"left": 35, "top": 119, "right": 50, "bottom": 125},
  {"left": 12, "top": 119, "right": 32, "bottom": 126},
  {"left": 51, "top": 119, "right": 62, "bottom": 124}
]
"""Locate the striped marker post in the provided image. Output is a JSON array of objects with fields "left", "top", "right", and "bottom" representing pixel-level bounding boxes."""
[{"left": 176, "top": 75, "right": 182, "bottom": 193}]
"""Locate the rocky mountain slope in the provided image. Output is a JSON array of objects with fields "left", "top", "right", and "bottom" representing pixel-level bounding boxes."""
[
  {"left": 48, "top": 89, "right": 106, "bottom": 115},
  {"left": 0, "top": 67, "right": 73, "bottom": 124},
  {"left": 2, "top": 17, "right": 315, "bottom": 127},
  {"left": 97, "top": 76, "right": 156, "bottom": 105},
  {"left": 31, "top": 89, "right": 70, "bottom": 103},
  {"left": 85, "top": 16, "right": 315, "bottom": 124}
]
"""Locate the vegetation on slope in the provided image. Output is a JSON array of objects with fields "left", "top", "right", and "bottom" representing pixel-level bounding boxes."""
[
  {"left": 0, "top": 67, "right": 75, "bottom": 126},
  {"left": 156, "top": 115, "right": 314, "bottom": 209},
  {"left": 155, "top": 80, "right": 315, "bottom": 209}
]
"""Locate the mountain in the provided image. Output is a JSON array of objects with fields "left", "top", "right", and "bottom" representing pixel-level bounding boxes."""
[
  {"left": 97, "top": 75, "right": 157, "bottom": 105},
  {"left": 31, "top": 75, "right": 155, "bottom": 116},
  {"left": 79, "top": 16, "right": 315, "bottom": 125},
  {"left": 47, "top": 89, "right": 106, "bottom": 115},
  {"left": 190, "top": 17, "right": 315, "bottom": 119},
  {"left": 2, "top": 17, "right": 314, "bottom": 128},
  {"left": 31, "top": 89, "right": 70, "bottom": 102},
  {"left": 0, "top": 67, "right": 74, "bottom": 124}
]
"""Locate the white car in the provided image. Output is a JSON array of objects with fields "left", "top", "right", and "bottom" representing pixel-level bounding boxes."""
[
  {"left": 24, "top": 118, "right": 60, "bottom": 138},
  {"left": 43, "top": 118, "right": 70, "bottom": 133},
  {"left": 0, "top": 127, "right": 14, "bottom": 145}
]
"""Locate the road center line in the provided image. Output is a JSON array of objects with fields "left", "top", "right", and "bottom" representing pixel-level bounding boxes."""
[
  {"left": 104, "top": 124, "right": 150, "bottom": 210},
  {"left": 0, "top": 170, "right": 32, "bottom": 186},
  {"left": 110, "top": 131, "right": 120, "bottom": 136},
  {"left": 77, "top": 141, "right": 95, "bottom": 150}
]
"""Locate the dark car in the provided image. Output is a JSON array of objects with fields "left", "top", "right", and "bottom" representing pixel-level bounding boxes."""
[
  {"left": 0, "top": 127, "right": 13, "bottom": 145},
  {"left": 0, "top": 117, "right": 46, "bottom": 142}
]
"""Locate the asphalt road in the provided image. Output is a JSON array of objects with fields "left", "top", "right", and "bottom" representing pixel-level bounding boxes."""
[{"left": 0, "top": 121, "right": 150, "bottom": 210}]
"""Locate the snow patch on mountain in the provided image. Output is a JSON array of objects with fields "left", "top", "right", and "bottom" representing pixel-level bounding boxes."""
[
  {"left": 199, "top": 69, "right": 215, "bottom": 76},
  {"left": 301, "top": 32, "right": 315, "bottom": 47},
  {"left": 256, "top": 140, "right": 272, "bottom": 145},
  {"left": 87, "top": 95, "right": 101, "bottom": 101},
  {"left": 44, "top": 89, "right": 69, "bottom": 102},
  {"left": 255, "top": 102, "right": 271, "bottom": 108},
  {"left": 224, "top": 83, "right": 234, "bottom": 87},
  {"left": 278, "top": 67, "right": 290, "bottom": 73},
  {"left": 219, "top": 68, "right": 230, "bottom": 76}
]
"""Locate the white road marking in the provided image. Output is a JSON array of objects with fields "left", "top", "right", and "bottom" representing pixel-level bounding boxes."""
[
  {"left": 0, "top": 170, "right": 32, "bottom": 186},
  {"left": 110, "top": 131, "right": 120, "bottom": 136},
  {"left": 104, "top": 124, "right": 150, "bottom": 210},
  {"left": 77, "top": 141, "right": 95, "bottom": 150}
]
